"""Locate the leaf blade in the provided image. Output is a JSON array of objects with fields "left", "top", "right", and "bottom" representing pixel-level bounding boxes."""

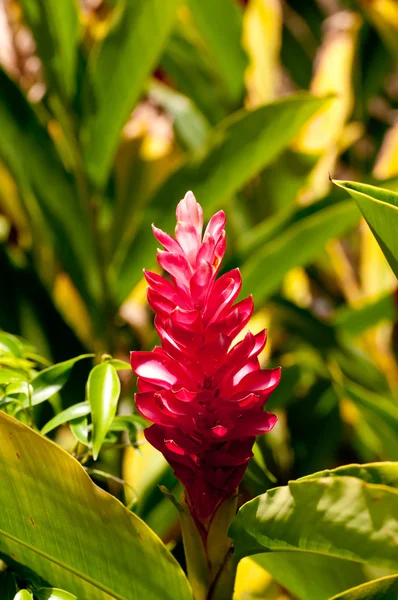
[
  {"left": 83, "top": 0, "right": 181, "bottom": 187},
  {"left": 333, "top": 180, "right": 398, "bottom": 277},
  {"left": 87, "top": 363, "right": 120, "bottom": 460},
  {"left": 0, "top": 411, "right": 192, "bottom": 600}
]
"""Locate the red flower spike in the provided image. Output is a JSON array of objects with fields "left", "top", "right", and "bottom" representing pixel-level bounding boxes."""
[{"left": 130, "top": 191, "right": 281, "bottom": 531}]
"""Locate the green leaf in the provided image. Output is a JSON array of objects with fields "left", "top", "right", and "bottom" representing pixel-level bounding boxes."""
[
  {"left": 240, "top": 198, "right": 360, "bottom": 304},
  {"left": 0, "top": 572, "right": 18, "bottom": 599},
  {"left": 109, "top": 415, "right": 148, "bottom": 445},
  {"left": 333, "top": 293, "right": 397, "bottom": 337},
  {"left": 0, "top": 411, "right": 192, "bottom": 600},
  {"left": 114, "top": 93, "right": 330, "bottom": 302},
  {"left": 333, "top": 180, "right": 398, "bottom": 277},
  {"left": 186, "top": 0, "right": 247, "bottom": 106},
  {"left": 300, "top": 462, "right": 398, "bottom": 489},
  {"left": 19, "top": 0, "right": 80, "bottom": 101},
  {"left": 107, "top": 359, "right": 131, "bottom": 371},
  {"left": 87, "top": 363, "right": 120, "bottom": 460},
  {"left": 0, "top": 71, "right": 102, "bottom": 314},
  {"left": 13, "top": 592, "right": 33, "bottom": 600},
  {"left": 229, "top": 463, "right": 398, "bottom": 570},
  {"left": 69, "top": 416, "right": 89, "bottom": 446},
  {"left": 161, "top": 28, "right": 227, "bottom": 124},
  {"left": 0, "top": 369, "right": 27, "bottom": 384},
  {"left": 341, "top": 383, "right": 398, "bottom": 461},
  {"left": 83, "top": 0, "right": 181, "bottom": 187},
  {"left": 253, "top": 553, "right": 368, "bottom": 600},
  {"left": 329, "top": 575, "right": 398, "bottom": 600},
  {"left": 29, "top": 355, "right": 93, "bottom": 406},
  {"left": 33, "top": 587, "right": 77, "bottom": 600},
  {"left": 149, "top": 80, "right": 210, "bottom": 152},
  {"left": 0, "top": 332, "right": 24, "bottom": 358},
  {"left": 40, "top": 402, "right": 91, "bottom": 436}
]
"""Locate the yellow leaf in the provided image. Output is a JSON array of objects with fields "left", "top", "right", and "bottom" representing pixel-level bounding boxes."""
[{"left": 243, "top": 0, "right": 282, "bottom": 107}]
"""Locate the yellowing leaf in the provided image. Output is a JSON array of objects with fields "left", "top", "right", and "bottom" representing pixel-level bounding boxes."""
[{"left": 243, "top": 0, "right": 282, "bottom": 107}]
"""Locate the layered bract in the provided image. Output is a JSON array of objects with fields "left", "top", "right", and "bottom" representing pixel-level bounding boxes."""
[{"left": 130, "top": 192, "right": 280, "bottom": 529}]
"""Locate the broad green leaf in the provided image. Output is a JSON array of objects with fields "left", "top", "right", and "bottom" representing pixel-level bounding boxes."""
[
  {"left": 19, "top": 0, "right": 80, "bottom": 101},
  {"left": 253, "top": 552, "right": 367, "bottom": 600},
  {"left": 34, "top": 587, "right": 77, "bottom": 600},
  {"left": 41, "top": 402, "right": 91, "bottom": 436},
  {"left": 114, "top": 93, "right": 330, "bottom": 302},
  {"left": 329, "top": 575, "right": 398, "bottom": 600},
  {"left": 333, "top": 180, "right": 398, "bottom": 277},
  {"left": 240, "top": 198, "right": 360, "bottom": 303},
  {"left": 0, "top": 411, "right": 192, "bottom": 600},
  {"left": 187, "top": 0, "right": 247, "bottom": 106},
  {"left": 29, "top": 355, "right": 93, "bottom": 406},
  {"left": 0, "top": 333, "right": 24, "bottom": 358},
  {"left": 230, "top": 463, "right": 398, "bottom": 570},
  {"left": 300, "top": 462, "right": 398, "bottom": 489},
  {"left": 87, "top": 363, "right": 120, "bottom": 460},
  {"left": 83, "top": 0, "right": 181, "bottom": 187},
  {"left": 0, "top": 71, "right": 102, "bottom": 315}
]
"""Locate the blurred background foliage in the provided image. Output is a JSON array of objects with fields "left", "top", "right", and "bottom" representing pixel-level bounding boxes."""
[{"left": 0, "top": 0, "right": 397, "bottom": 597}]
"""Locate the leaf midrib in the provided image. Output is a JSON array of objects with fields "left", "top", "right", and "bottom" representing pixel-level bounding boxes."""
[{"left": 0, "top": 528, "right": 126, "bottom": 600}]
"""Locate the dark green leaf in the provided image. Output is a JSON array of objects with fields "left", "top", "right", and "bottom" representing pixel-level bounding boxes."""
[
  {"left": 0, "top": 71, "right": 102, "bottom": 314},
  {"left": 19, "top": 0, "right": 80, "bottom": 101},
  {"left": 186, "top": 0, "right": 247, "bottom": 106},
  {"left": 83, "top": 0, "right": 181, "bottom": 187}
]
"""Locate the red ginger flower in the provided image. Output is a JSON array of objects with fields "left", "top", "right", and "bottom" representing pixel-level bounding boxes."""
[{"left": 130, "top": 191, "right": 281, "bottom": 529}]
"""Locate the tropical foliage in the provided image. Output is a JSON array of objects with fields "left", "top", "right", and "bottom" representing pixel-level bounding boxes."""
[{"left": 0, "top": 0, "right": 397, "bottom": 599}]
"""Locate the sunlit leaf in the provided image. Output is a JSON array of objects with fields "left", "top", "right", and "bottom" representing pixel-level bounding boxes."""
[
  {"left": 329, "top": 574, "right": 398, "bottom": 599},
  {"left": 253, "top": 553, "right": 367, "bottom": 600},
  {"left": 0, "top": 411, "right": 192, "bottom": 600},
  {"left": 87, "top": 363, "right": 120, "bottom": 460},
  {"left": 230, "top": 462, "right": 398, "bottom": 570},
  {"left": 0, "top": 333, "right": 24, "bottom": 358},
  {"left": 41, "top": 402, "right": 91, "bottom": 436},
  {"left": 29, "top": 355, "right": 93, "bottom": 406},
  {"left": 240, "top": 198, "right": 360, "bottom": 304},
  {"left": 114, "top": 93, "right": 330, "bottom": 302},
  {"left": 13, "top": 592, "right": 33, "bottom": 600},
  {"left": 333, "top": 180, "right": 398, "bottom": 277},
  {"left": 34, "top": 588, "right": 78, "bottom": 600}
]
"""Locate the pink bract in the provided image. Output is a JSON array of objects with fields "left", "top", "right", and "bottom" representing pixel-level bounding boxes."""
[{"left": 130, "top": 191, "right": 281, "bottom": 531}]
